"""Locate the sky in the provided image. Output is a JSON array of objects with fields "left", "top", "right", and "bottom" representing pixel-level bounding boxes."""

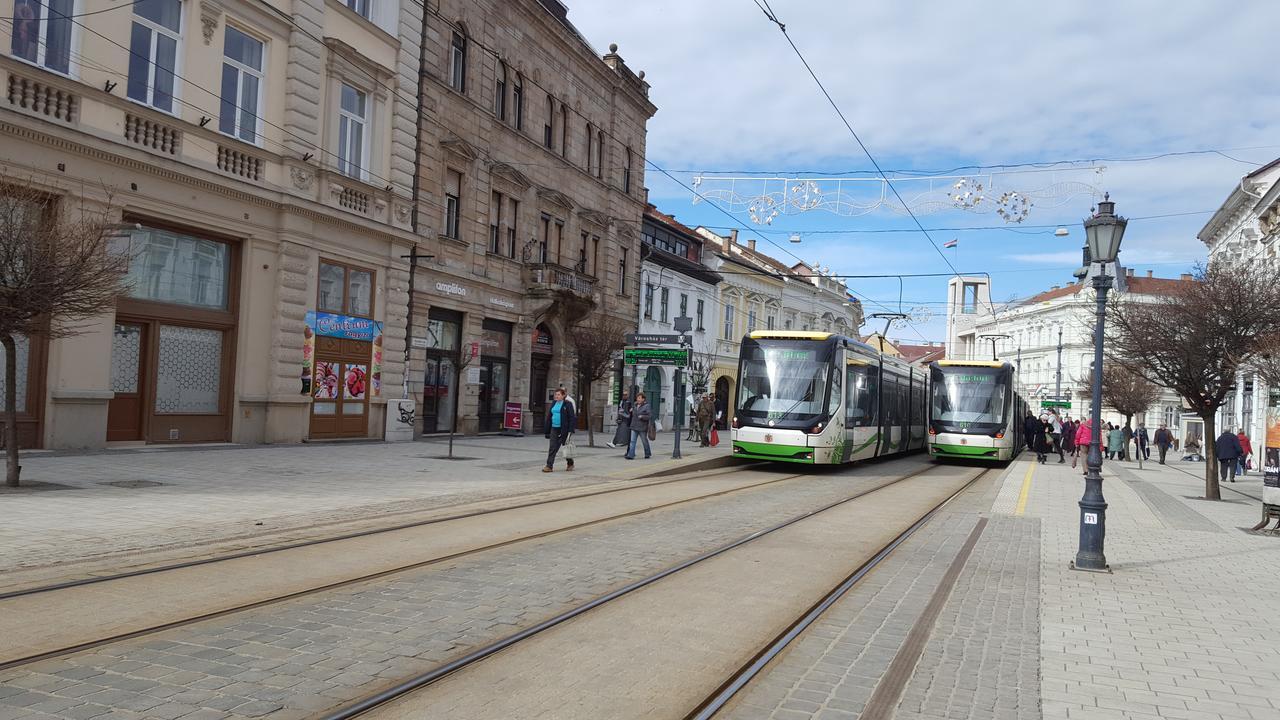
[{"left": 567, "top": 0, "right": 1280, "bottom": 344}]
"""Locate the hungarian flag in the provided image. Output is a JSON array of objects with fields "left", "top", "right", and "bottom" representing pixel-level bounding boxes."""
[{"left": 943, "top": 239, "right": 958, "bottom": 249}]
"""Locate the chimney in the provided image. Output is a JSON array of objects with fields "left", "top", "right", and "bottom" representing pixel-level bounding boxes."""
[
  {"left": 728, "top": 229, "right": 738, "bottom": 246},
  {"left": 1146, "top": 270, "right": 1153, "bottom": 278},
  {"left": 1180, "top": 273, "right": 1192, "bottom": 281},
  {"left": 1126, "top": 267, "right": 1134, "bottom": 277},
  {"left": 747, "top": 238, "right": 756, "bottom": 251}
]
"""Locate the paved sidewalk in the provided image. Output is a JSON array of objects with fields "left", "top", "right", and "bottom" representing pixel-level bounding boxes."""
[{"left": 1, "top": 432, "right": 727, "bottom": 578}]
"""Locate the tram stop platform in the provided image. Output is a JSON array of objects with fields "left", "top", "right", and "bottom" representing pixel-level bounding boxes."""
[
  {"left": 0, "top": 431, "right": 729, "bottom": 588},
  {"left": 722, "top": 454, "right": 1280, "bottom": 720}
]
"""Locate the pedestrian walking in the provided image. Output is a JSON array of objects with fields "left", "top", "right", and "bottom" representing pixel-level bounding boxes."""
[
  {"left": 1034, "top": 418, "right": 1052, "bottom": 464},
  {"left": 1073, "top": 418, "right": 1094, "bottom": 470},
  {"left": 1023, "top": 412, "right": 1039, "bottom": 452},
  {"left": 1062, "top": 418, "right": 1077, "bottom": 461},
  {"left": 1136, "top": 423, "right": 1150, "bottom": 460},
  {"left": 1153, "top": 424, "right": 1173, "bottom": 464},
  {"left": 1237, "top": 430, "right": 1253, "bottom": 476},
  {"left": 625, "top": 391, "right": 653, "bottom": 459},
  {"left": 1215, "top": 429, "right": 1243, "bottom": 483},
  {"left": 608, "top": 390, "right": 632, "bottom": 449},
  {"left": 696, "top": 393, "right": 715, "bottom": 447},
  {"left": 1047, "top": 409, "right": 1065, "bottom": 463},
  {"left": 1121, "top": 424, "right": 1133, "bottom": 461},
  {"left": 1107, "top": 424, "right": 1124, "bottom": 460},
  {"left": 543, "top": 387, "right": 576, "bottom": 473}
]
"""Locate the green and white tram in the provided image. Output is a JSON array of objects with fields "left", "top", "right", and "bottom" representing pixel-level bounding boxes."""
[
  {"left": 731, "top": 331, "right": 928, "bottom": 464},
  {"left": 926, "top": 360, "right": 1028, "bottom": 462}
]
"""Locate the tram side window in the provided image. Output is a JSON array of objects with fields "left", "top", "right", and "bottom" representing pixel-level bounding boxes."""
[{"left": 846, "top": 365, "right": 877, "bottom": 427}]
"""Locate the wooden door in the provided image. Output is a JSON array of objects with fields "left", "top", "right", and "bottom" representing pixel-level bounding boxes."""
[
  {"left": 107, "top": 322, "right": 146, "bottom": 441},
  {"left": 309, "top": 337, "right": 371, "bottom": 438}
]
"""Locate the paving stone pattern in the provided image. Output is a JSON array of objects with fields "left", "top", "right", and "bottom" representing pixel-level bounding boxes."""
[
  {"left": 2, "top": 435, "right": 724, "bottom": 575},
  {"left": 721, "top": 466, "right": 1042, "bottom": 720},
  {"left": 1119, "top": 476, "right": 1223, "bottom": 534},
  {"left": 0, "top": 459, "right": 929, "bottom": 720}
]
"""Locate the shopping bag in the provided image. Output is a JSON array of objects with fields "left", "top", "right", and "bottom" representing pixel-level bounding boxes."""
[
  {"left": 563, "top": 437, "right": 575, "bottom": 460},
  {"left": 654, "top": 419, "right": 663, "bottom": 433},
  {"left": 710, "top": 427, "right": 720, "bottom": 447}
]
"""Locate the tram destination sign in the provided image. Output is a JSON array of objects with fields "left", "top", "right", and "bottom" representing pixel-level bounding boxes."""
[
  {"left": 625, "top": 333, "right": 684, "bottom": 345},
  {"left": 624, "top": 347, "right": 689, "bottom": 366},
  {"left": 1041, "top": 400, "right": 1072, "bottom": 409}
]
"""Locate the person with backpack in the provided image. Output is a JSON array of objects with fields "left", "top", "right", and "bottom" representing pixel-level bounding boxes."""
[{"left": 625, "top": 392, "right": 653, "bottom": 460}]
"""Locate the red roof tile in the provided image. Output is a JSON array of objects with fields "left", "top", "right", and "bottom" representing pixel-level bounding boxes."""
[{"left": 1125, "top": 275, "right": 1195, "bottom": 295}]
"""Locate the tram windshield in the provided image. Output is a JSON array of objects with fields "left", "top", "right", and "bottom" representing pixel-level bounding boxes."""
[
  {"left": 931, "top": 368, "right": 1008, "bottom": 426},
  {"left": 737, "top": 343, "right": 833, "bottom": 424}
]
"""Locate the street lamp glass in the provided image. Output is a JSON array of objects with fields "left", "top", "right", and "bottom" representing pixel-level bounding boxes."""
[{"left": 1084, "top": 197, "right": 1127, "bottom": 264}]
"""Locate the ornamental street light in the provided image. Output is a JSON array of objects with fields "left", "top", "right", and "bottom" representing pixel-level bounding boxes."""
[
  {"left": 979, "top": 334, "right": 1012, "bottom": 361},
  {"left": 1073, "top": 193, "right": 1127, "bottom": 573}
]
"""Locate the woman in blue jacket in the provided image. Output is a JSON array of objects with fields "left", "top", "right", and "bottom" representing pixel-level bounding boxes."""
[{"left": 543, "top": 387, "right": 576, "bottom": 472}]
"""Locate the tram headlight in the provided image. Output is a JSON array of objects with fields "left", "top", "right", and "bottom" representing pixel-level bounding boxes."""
[
  {"left": 808, "top": 422, "right": 824, "bottom": 434},
  {"left": 732, "top": 416, "right": 741, "bottom": 429},
  {"left": 928, "top": 427, "right": 937, "bottom": 436}
]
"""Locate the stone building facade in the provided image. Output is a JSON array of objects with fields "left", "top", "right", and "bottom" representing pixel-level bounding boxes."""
[
  {"left": 0, "top": 0, "right": 423, "bottom": 447},
  {"left": 408, "top": 0, "right": 655, "bottom": 435}
]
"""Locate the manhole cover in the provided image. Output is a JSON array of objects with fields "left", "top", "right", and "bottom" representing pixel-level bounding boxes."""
[
  {"left": 99, "top": 480, "right": 165, "bottom": 488},
  {"left": 0, "top": 481, "right": 74, "bottom": 493}
]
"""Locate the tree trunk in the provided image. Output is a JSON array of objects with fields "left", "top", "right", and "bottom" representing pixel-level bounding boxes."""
[
  {"left": 1203, "top": 411, "right": 1219, "bottom": 500},
  {"left": 583, "top": 376, "right": 595, "bottom": 447},
  {"left": 2, "top": 333, "right": 21, "bottom": 487}
]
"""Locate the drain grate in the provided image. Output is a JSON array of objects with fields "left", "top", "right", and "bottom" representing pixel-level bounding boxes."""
[{"left": 99, "top": 480, "right": 165, "bottom": 488}]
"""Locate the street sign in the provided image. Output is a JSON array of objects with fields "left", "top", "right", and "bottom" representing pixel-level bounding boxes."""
[
  {"left": 502, "top": 402, "right": 523, "bottom": 432},
  {"left": 1042, "top": 400, "right": 1072, "bottom": 409},
  {"left": 624, "top": 347, "right": 689, "bottom": 366},
  {"left": 625, "top": 333, "right": 683, "bottom": 345}
]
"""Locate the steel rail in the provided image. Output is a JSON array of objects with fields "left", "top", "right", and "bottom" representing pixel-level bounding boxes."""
[
  {"left": 0, "top": 465, "right": 815, "bottom": 672},
  {"left": 1, "top": 462, "right": 766, "bottom": 601},
  {"left": 316, "top": 461, "right": 961, "bottom": 720},
  {"left": 686, "top": 468, "right": 990, "bottom": 719}
]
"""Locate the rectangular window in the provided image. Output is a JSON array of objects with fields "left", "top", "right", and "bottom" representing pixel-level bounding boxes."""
[
  {"left": 155, "top": 325, "right": 223, "bottom": 414},
  {"left": 337, "top": 83, "right": 367, "bottom": 179},
  {"left": 623, "top": 146, "right": 633, "bottom": 193},
  {"left": 555, "top": 221, "right": 564, "bottom": 264},
  {"left": 489, "top": 191, "right": 503, "bottom": 254},
  {"left": 218, "top": 26, "right": 264, "bottom": 144},
  {"left": 345, "top": 0, "right": 369, "bottom": 18},
  {"left": 659, "top": 288, "right": 669, "bottom": 322},
  {"left": 584, "top": 123, "right": 593, "bottom": 172},
  {"left": 723, "top": 304, "right": 735, "bottom": 340},
  {"left": 679, "top": 293, "right": 688, "bottom": 319},
  {"left": 0, "top": 334, "right": 31, "bottom": 413},
  {"left": 317, "top": 260, "right": 375, "bottom": 318},
  {"left": 507, "top": 197, "right": 519, "bottom": 257},
  {"left": 538, "top": 214, "right": 550, "bottom": 263},
  {"left": 125, "top": 227, "right": 230, "bottom": 310},
  {"left": 444, "top": 169, "right": 462, "bottom": 239},
  {"left": 11, "top": 0, "right": 73, "bottom": 75},
  {"left": 591, "top": 236, "right": 599, "bottom": 276},
  {"left": 127, "top": 0, "right": 182, "bottom": 113},
  {"left": 962, "top": 282, "right": 978, "bottom": 314},
  {"left": 449, "top": 32, "right": 466, "bottom": 92},
  {"left": 644, "top": 284, "right": 654, "bottom": 318},
  {"left": 494, "top": 62, "right": 506, "bottom": 120},
  {"left": 561, "top": 106, "right": 569, "bottom": 158},
  {"left": 696, "top": 299, "right": 705, "bottom": 330},
  {"left": 766, "top": 314, "right": 775, "bottom": 330},
  {"left": 747, "top": 309, "right": 756, "bottom": 333},
  {"left": 619, "top": 247, "right": 628, "bottom": 294},
  {"left": 596, "top": 130, "right": 604, "bottom": 178}
]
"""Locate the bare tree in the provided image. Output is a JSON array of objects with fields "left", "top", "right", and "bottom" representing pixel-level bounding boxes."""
[
  {"left": 1106, "top": 261, "right": 1280, "bottom": 499},
  {"left": 568, "top": 311, "right": 633, "bottom": 447},
  {"left": 0, "top": 183, "right": 128, "bottom": 486},
  {"left": 1081, "top": 364, "right": 1162, "bottom": 429},
  {"left": 686, "top": 348, "right": 715, "bottom": 394}
]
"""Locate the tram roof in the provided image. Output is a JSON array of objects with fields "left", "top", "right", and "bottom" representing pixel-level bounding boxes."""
[
  {"left": 747, "top": 331, "right": 834, "bottom": 340},
  {"left": 933, "top": 360, "right": 1009, "bottom": 369}
]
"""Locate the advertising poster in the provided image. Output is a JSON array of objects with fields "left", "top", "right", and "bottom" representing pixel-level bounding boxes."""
[
  {"left": 301, "top": 325, "right": 314, "bottom": 395},
  {"left": 314, "top": 361, "right": 340, "bottom": 399},
  {"left": 1264, "top": 392, "right": 1280, "bottom": 506},
  {"left": 370, "top": 334, "right": 383, "bottom": 398},
  {"left": 344, "top": 364, "right": 368, "bottom": 399}
]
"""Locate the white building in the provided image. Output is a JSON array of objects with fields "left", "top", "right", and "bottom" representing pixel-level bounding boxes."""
[
  {"left": 632, "top": 205, "right": 722, "bottom": 429},
  {"left": 946, "top": 267, "right": 1190, "bottom": 432},
  {"left": 1198, "top": 157, "right": 1280, "bottom": 445}
]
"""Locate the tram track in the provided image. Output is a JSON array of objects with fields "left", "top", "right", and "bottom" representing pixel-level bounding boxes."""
[
  {"left": 316, "top": 461, "right": 983, "bottom": 720},
  {"left": 0, "top": 459, "right": 888, "bottom": 672}
]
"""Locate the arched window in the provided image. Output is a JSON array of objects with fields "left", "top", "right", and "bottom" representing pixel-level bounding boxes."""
[
  {"left": 513, "top": 73, "right": 524, "bottom": 130},
  {"left": 494, "top": 61, "right": 507, "bottom": 120},
  {"left": 560, "top": 105, "right": 569, "bottom": 158},
  {"left": 624, "top": 146, "right": 633, "bottom": 193},
  {"left": 596, "top": 130, "right": 605, "bottom": 178},
  {"left": 449, "top": 31, "right": 467, "bottom": 92},
  {"left": 584, "top": 122, "right": 594, "bottom": 172},
  {"left": 544, "top": 93, "right": 555, "bottom": 149}
]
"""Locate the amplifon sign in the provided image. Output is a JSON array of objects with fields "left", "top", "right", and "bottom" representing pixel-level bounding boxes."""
[
  {"left": 306, "top": 311, "right": 382, "bottom": 342},
  {"left": 435, "top": 281, "right": 468, "bottom": 297}
]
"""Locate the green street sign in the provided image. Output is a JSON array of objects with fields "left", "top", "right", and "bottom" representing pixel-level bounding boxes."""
[
  {"left": 624, "top": 347, "right": 689, "bottom": 367},
  {"left": 1042, "top": 400, "right": 1072, "bottom": 409}
]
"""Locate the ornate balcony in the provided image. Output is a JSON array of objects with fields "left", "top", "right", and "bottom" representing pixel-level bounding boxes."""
[{"left": 524, "top": 262, "right": 596, "bottom": 299}]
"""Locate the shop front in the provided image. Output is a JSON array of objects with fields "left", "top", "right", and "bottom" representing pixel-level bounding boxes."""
[
  {"left": 477, "top": 319, "right": 512, "bottom": 432},
  {"left": 421, "top": 307, "right": 463, "bottom": 433},
  {"left": 305, "top": 260, "right": 382, "bottom": 440},
  {"left": 106, "top": 223, "right": 238, "bottom": 444}
]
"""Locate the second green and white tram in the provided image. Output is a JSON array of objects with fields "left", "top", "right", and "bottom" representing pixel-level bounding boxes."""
[
  {"left": 926, "top": 360, "right": 1028, "bottom": 462},
  {"left": 731, "top": 331, "right": 927, "bottom": 464}
]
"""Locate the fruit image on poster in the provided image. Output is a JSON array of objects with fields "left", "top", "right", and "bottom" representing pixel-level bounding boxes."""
[
  {"left": 301, "top": 325, "right": 314, "bottom": 395},
  {"left": 370, "top": 334, "right": 383, "bottom": 397},
  {"left": 345, "top": 364, "right": 368, "bottom": 399},
  {"left": 314, "top": 361, "right": 340, "bottom": 399}
]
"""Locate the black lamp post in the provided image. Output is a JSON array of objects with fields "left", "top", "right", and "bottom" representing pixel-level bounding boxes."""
[{"left": 1073, "top": 193, "right": 1126, "bottom": 573}]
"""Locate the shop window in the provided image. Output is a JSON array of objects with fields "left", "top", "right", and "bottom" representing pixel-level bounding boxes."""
[
  {"left": 11, "top": 0, "right": 73, "bottom": 75},
  {"left": 219, "top": 26, "right": 264, "bottom": 145},
  {"left": 155, "top": 325, "right": 222, "bottom": 414},
  {"left": 124, "top": 227, "right": 230, "bottom": 310},
  {"left": 317, "top": 260, "right": 375, "bottom": 318},
  {"left": 127, "top": 0, "right": 181, "bottom": 113},
  {"left": 0, "top": 334, "right": 31, "bottom": 413}
]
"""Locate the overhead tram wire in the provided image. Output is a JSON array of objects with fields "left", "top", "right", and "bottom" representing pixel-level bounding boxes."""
[
  {"left": 751, "top": 1, "right": 1002, "bottom": 322},
  {"left": 645, "top": 157, "right": 936, "bottom": 344}
]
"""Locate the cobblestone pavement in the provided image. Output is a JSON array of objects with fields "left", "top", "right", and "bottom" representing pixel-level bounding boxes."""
[
  {"left": 1, "top": 434, "right": 724, "bottom": 575},
  {"left": 1025, "top": 456, "right": 1280, "bottom": 720},
  {"left": 721, "top": 462, "right": 1042, "bottom": 720},
  {"left": 0, "top": 457, "right": 929, "bottom": 720}
]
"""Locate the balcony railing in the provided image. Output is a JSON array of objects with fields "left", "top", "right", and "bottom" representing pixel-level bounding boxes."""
[{"left": 525, "top": 262, "right": 596, "bottom": 297}]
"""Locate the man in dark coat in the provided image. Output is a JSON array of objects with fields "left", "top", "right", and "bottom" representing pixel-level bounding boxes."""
[
  {"left": 1215, "top": 429, "right": 1243, "bottom": 483},
  {"left": 1153, "top": 424, "right": 1173, "bottom": 464},
  {"left": 1023, "top": 413, "right": 1039, "bottom": 451}
]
